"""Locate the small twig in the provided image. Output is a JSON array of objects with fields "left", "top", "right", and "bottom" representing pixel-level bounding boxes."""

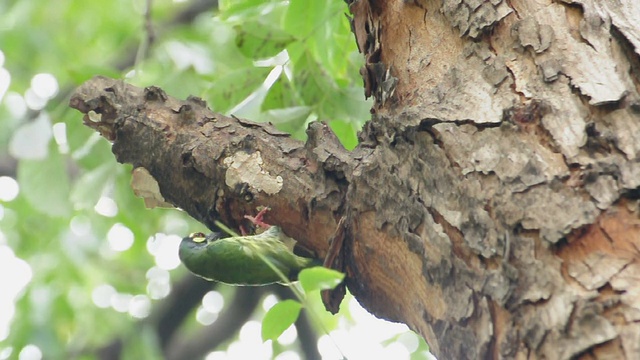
[{"left": 134, "top": 0, "right": 156, "bottom": 74}]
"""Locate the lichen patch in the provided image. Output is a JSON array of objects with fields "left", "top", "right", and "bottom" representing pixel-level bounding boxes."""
[{"left": 223, "top": 151, "right": 284, "bottom": 195}]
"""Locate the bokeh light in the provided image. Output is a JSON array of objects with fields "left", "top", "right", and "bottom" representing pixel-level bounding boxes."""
[
  {"left": 18, "top": 344, "right": 41, "bottom": 360},
  {"left": 0, "top": 177, "right": 19, "bottom": 202},
  {"left": 202, "top": 291, "right": 224, "bottom": 313},
  {"left": 0, "top": 246, "right": 32, "bottom": 342},
  {"left": 147, "top": 233, "right": 182, "bottom": 270},
  {"left": 107, "top": 223, "right": 134, "bottom": 252},
  {"left": 94, "top": 196, "right": 118, "bottom": 217}
]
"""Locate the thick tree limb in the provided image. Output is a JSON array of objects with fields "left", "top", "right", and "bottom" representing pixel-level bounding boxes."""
[
  {"left": 70, "top": 55, "right": 640, "bottom": 360},
  {"left": 344, "top": 0, "right": 640, "bottom": 359},
  {"left": 69, "top": 76, "right": 350, "bottom": 257}
]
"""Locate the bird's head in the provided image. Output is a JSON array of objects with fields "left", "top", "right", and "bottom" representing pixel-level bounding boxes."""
[{"left": 179, "top": 232, "right": 222, "bottom": 257}]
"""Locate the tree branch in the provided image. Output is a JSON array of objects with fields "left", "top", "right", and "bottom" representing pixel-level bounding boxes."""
[
  {"left": 150, "top": 275, "right": 214, "bottom": 348},
  {"left": 69, "top": 76, "right": 351, "bottom": 258},
  {"left": 165, "top": 286, "right": 263, "bottom": 360}
]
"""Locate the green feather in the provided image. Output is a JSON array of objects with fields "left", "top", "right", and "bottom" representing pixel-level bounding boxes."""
[{"left": 179, "top": 227, "right": 319, "bottom": 285}]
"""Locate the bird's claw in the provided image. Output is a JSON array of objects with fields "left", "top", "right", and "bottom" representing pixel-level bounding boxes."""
[{"left": 243, "top": 207, "right": 272, "bottom": 233}]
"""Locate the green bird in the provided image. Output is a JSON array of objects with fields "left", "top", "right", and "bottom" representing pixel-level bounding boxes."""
[{"left": 179, "top": 226, "right": 320, "bottom": 286}]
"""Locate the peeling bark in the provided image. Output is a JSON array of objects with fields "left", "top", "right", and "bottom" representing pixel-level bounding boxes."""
[{"left": 70, "top": 0, "right": 640, "bottom": 359}]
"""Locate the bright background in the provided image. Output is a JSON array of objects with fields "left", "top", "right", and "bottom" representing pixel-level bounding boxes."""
[{"left": 0, "top": 0, "right": 433, "bottom": 359}]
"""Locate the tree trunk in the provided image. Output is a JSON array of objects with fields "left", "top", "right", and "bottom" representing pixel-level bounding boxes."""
[{"left": 69, "top": 0, "right": 640, "bottom": 359}]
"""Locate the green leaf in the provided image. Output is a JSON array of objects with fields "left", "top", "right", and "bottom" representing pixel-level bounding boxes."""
[
  {"left": 70, "top": 162, "right": 116, "bottom": 210},
  {"left": 261, "top": 299, "right": 302, "bottom": 342},
  {"left": 204, "top": 67, "right": 271, "bottom": 112},
  {"left": 258, "top": 106, "right": 312, "bottom": 137},
  {"left": 328, "top": 120, "right": 359, "bottom": 151},
  {"left": 284, "top": 0, "right": 335, "bottom": 39},
  {"left": 298, "top": 266, "right": 345, "bottom": 293},
  {"left": 17, "top": 150, "right": 72, "bottom": 217}
]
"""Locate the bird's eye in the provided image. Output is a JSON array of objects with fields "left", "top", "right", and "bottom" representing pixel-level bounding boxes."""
[{"left": 189, "top": 232, "right": 207, "bottom": 243}]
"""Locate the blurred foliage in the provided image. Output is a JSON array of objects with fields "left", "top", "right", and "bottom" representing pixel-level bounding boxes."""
[{"left": 0, "top": 0, "right": 432, "bottom": 359}]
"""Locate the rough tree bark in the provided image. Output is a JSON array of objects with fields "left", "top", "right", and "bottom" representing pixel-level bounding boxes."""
[{"left": 69, "top": 0, "right": 640, "bottom": 359}]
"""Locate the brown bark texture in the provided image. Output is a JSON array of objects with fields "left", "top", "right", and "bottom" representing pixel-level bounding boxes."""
[{"left": 69, "top": 0, "right": 640, "bottom": 359}]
